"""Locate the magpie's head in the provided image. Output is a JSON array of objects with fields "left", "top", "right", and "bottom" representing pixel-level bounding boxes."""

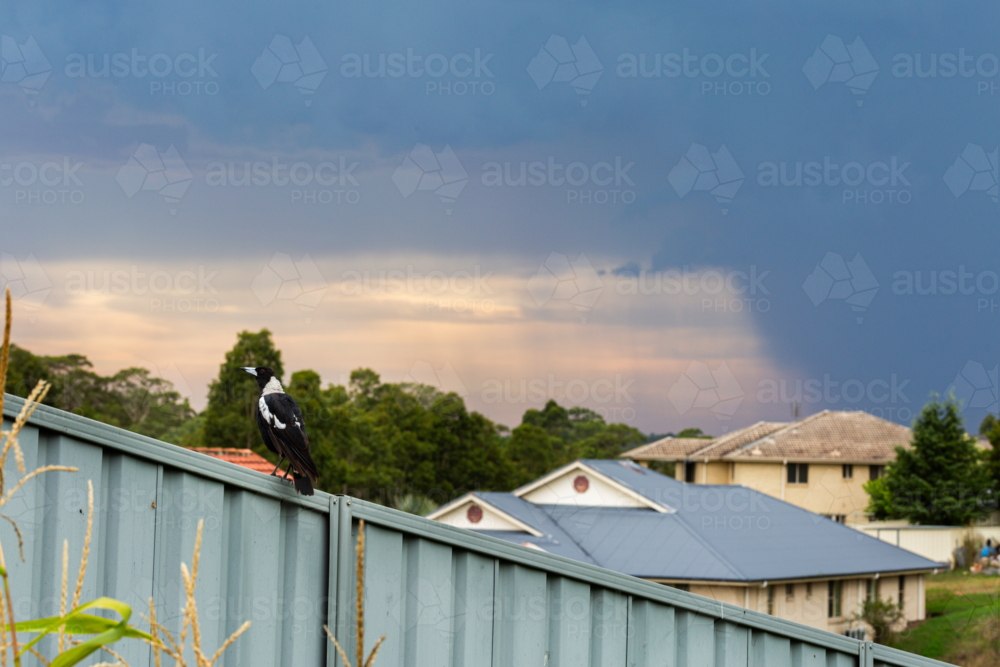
[{"left": 241, "top": 366, "right": 275, "bottom": 390}]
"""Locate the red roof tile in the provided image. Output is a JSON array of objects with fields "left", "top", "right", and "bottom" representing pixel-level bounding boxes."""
[{"left": 192, "top": 448, "right": 275, "bottom": 474}]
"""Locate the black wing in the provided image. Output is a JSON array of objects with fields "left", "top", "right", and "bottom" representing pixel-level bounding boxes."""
[
  {"left": 261, "top": 393, "right": 319, "bottom": 481},
  {"left": 255, "top": 403, "right": 280, "bottom": 455}
]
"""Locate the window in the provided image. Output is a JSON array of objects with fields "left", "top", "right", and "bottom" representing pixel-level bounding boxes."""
[
  {"left": 865, "top": 580, "right": 873, "bottom": 603},
  {"left": 898, "top": 576, "right": 905, "bottom": 608},
  {"left": 806, "top": 582, "right": 813, "bottom": 598},
  {"left": 787, "top": 463, "right": 809, "bottom": 484},
  {"left": 869, "top": 465, "right": 883, "bottom": 480},
  {"left": 684, "top": 461, "right": 696, "bottom": 483},
  {"left": 785, "top": 583, "right": 794, "bottom": 599},
  {"left": 673, "top": 583, "right": 690, "bottom": 592},
  {"left": 828, "top": 580, "right": 842, "bottom": 618},
  {"left": 767, "top": 585, "right": 774, "bottom": 615},
  {"left": 842, "top": 464, "right": 853, "bottom": 479}
]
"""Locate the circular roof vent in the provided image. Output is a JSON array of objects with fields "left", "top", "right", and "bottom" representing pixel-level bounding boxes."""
[
  {"left": 573, "top": 475, "right": 590, "bottom": 493},
  {"left": 466, "top": 505, "right": 483, "bottom": 524}
]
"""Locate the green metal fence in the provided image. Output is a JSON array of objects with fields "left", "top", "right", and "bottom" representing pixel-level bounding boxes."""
[{"left": 2, "top": 394, "right": 952, "bottom": 667}]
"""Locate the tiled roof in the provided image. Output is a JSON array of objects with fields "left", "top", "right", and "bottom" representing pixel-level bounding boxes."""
[
  {"left": 192, "top": 447, "right": 275, "bottom": 474},
  {"left": 622, "top": 411, "right": 911, "bottom": 464},
  {"left": 620, "top": 437, "right": 713, "bottom": 460},
  {"left": 686, "top": 421, "right": 788, "bottom": 458},
  {"left": 723, "top": 411, "right": 911, "bottom": 463}
]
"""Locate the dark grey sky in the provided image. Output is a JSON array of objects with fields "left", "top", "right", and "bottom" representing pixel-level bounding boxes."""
[{"left": 1, "top": 0, "right": 997, "bottom": 433}]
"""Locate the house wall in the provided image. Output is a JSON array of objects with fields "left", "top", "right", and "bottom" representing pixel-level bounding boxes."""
[
  {"left": 725, "top": 462, "right": 874, "bottom": 522},
  {"left": 689, "top": 575, "right": 925, "bottom": 637},
  {"left": 854, "top": 524, "right": 1000, "bottom": 567}
]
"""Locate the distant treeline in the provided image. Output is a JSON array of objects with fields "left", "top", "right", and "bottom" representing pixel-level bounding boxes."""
[{"left": 7, "top": 330, "right": 689, "bottom": 510}]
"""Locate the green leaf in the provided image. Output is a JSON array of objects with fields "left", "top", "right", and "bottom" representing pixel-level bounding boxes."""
[
  {"left": 15, "top": 597, "right": 138, "bottom": 658},
  {"left": 49, "top": 625, "right": 126, "bottom": 667},
  {"left": 13, "top": 612, "right": 117, "bottom": 634}
]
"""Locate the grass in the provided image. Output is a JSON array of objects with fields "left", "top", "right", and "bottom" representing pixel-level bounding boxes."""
[{"left": 891, "top": 571, "right": 999, "bottom": 666}]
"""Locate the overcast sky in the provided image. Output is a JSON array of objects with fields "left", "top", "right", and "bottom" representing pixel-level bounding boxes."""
[{"left": 1, "top": 0, "right": 998, "bottom": 435}]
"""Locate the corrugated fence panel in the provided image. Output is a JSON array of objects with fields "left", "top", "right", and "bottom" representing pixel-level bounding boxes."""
[
  {"left": 450, "top": 550, "right": 494, "bottom": 667},
  {"left": 2, "top": 396, "right": 957, "bottom": 667},
  {"left": 101, "top": 452, "right": 158, "bottom": 667},
  {"left": 628, "top": 597, "right": 675, "bottom": 666},
  {"left": 590, "top": 588, "right": 628, "bottom": 665},
  {"left": 493, "top": 563, "right": 548, "bottom": 667},
  {"left": 279, "top": 504, "right": 329, "bottom": 667}
]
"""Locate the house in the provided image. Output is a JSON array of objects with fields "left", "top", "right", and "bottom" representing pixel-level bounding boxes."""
[
  {"left": 621, "top": 411, "right": 912, "bottom": 524},
  {"left": 428, "top": 458, "right": 941, "bottom": 635}
]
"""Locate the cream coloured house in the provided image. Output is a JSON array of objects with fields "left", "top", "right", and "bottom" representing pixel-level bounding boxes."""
[{"left": 622, "top": 411, "right": 911, "bottom": 524}]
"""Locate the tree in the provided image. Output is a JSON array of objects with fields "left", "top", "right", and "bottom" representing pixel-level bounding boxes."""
[
  {"left": 505, "top": 424, "right": 559, "bottom": 486},
  {"left": 6, "top": 343, "right": 193, "bottom": 439},
  {"left": 677, "top": 427, "right": 712, "bottom": 439},
  {"left": 854, "top": 598, "right": 904, "bottom": 645},
  {"left": 577, "top": 422, "right": 647, "bottom": 459},
  {"left": 202, "top": 330, "right": 284, "bottom": 451},
  {"left": 865, "top": 396, "right": 990, "bottom": 525},
  {"left": 980, "top": 413, "right": 998, "bottom": 435},
  {"left": 986, "top": 421, "right": 1000, "bottom": 495}
]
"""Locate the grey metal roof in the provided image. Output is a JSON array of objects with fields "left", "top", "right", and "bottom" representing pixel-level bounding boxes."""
[{"left": 463, "top": 459, "right": 943, "bottom": 583}]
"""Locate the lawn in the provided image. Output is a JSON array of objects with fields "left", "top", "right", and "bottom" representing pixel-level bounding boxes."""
[{"left": 891, "top": 571, "right": 999, "bottom": 666}]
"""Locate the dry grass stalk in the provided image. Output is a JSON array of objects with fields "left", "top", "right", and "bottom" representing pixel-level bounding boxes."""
[
  {"left": 0, "top": 288, "right": 85, "bottom": 667},
  {"left": 323, "top": 520, "right": 386, "bottom": 667},
  {"left": 143, "top": 519, "right": 250, "bottom": 667},
  {"left": 0, "top": 578, "right": 8, "bottom": 667},
  {"left": 58, "top": 539, "right": 68, "bottom": 652}
]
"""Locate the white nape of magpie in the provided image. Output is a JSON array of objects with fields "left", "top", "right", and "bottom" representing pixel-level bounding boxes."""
[{"left": 241, "top": 366, "right": 319, "bottom": 496}]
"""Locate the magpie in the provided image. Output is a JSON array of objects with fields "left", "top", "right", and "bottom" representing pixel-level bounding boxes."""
[{"left": 241, "top": 366, "right": 319, "bottom": 496}]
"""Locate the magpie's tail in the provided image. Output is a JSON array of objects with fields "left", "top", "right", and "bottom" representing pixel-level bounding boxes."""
[{"left": 293, "top": 473, "right": 315, "bottom": 496}]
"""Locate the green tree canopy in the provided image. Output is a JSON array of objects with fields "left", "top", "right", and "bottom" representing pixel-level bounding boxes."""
[
  {"left": 865, "top": 396, "right": 991, "bottom": 525},
  {"left": 202, "top": 329, "right": 283, "bottom": 451},
  {"left": 6, "top": 344, "right": 193, "bottom": 438}
]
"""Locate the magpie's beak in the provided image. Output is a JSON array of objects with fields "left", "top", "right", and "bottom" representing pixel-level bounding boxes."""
[{"left": 241, "top": 367, "right": 257, "bottom": 376}]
